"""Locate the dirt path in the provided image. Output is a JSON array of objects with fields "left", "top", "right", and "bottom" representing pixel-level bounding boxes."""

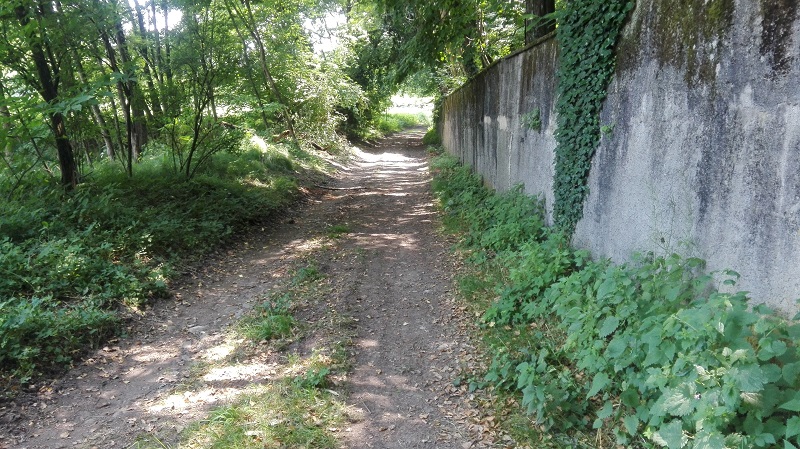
[{"left": 1, "top": 128, "right": 500, "bottom": 449}]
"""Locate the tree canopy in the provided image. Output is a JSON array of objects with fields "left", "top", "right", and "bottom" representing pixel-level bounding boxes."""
[{"left": 0, "top": 0, "right": 539, "bottom": 191}]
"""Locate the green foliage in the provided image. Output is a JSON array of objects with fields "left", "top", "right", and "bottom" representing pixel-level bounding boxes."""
[
  {"left": 552, "top": 0, "right": 634, "bottom": 235},
  {"left": 0, "top": 296, "right": 117, "bottom": 383},
  {"left": 163, "top": 116, "right": 246, "bottom": 179},
  {"left": 376, "top": 112, "right": 429, "bottom": 135},
  {"left": 292, "top": 264, "right": 324, "bottom": 286},
  {"left": 241, "top": 294, "right": 296, "bottom": 342},
  {"left": 353, "top": 111, "right": 430, "bottom": 141},
  {"left": 422, "top": 127, "right": 441, "bottom": 145},
  {"left": 370, "top": 0, "right": 526, "bottom": 80},
  {"left": 293, "top": 366, "right": 332, "bottom": 389},
  {"left": 431, "top": 155, "right": 545, "bottom": 260},
  {"left": 0, "top": 142, "right": 302, "bottom": 382},
  {"left": 175, "top": 381, "right": 344, "bottom": 449},
  {"left": 431, "top": 155, "right": 800, "bottom": 448},
  {"left": 521, "top": 108, "right": 542, "bottom": 132},
  {"left": 325, "top": 224, "right": 351, "bottom": 239},
  {"left": 241, "top": 261, "right": 326, "bottom": 344}
]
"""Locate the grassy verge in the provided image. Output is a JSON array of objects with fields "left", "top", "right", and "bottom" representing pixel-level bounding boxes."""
[
  {"left": 431, "top": 152, "right": 800, "bottom": 449},
  {"left": 354, "top": 112, "right": 430, "bottom": 142},
  {"left": 132, "top": 256, "right": 355, "bottom": 449},
  {"left": 0, "top": 136, "right": 327, "bottom": 387},
  {"left": 376, "top": 112, "right": 430, "bottom": 134}
]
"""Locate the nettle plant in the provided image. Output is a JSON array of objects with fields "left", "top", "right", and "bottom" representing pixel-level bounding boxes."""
[
  {"left": 430, "top": 153, "right": 800, "bottom": 448},
  {"left": 530, "top": 256, "right": 798, "bottom": 446}
]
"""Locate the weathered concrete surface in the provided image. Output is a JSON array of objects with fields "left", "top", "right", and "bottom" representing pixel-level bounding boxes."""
[
  {"left": 440, "top": 0, "right": 800, "bottom": 315},
  {"left": 441, "top": 38, "right": 559, "bottom": 223}
]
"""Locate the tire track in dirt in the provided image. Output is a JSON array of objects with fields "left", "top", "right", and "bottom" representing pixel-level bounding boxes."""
[{"left": 324, "top": 128, "right": 492, "bottom": 448}]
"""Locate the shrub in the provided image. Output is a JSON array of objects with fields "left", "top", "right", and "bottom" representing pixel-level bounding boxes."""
[{"left": 422, "top": 127, "right": 441, "bottom": 145}]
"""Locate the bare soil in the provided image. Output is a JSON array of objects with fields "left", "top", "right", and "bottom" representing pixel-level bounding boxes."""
[{"left": 0, "top": 127, "right": 505, "bottom": 449}]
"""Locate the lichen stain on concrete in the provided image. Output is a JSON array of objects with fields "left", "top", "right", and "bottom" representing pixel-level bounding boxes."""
[
  {"left": 644, "top": 0, "right": 734, "bottom": 85},
  {"left": 760, "top": 0, "right": 799, "bottom": 77}
]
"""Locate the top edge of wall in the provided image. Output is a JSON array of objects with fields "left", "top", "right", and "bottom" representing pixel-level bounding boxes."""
[{"left": 444, "top": 31, "right": 557, "bottom": 100}]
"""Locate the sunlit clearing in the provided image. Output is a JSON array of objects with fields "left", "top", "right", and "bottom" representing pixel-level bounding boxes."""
[
  {"left": 350, "top": 147, "right": 417, "bottom": 163},
  {"left": 249, "top": 134, "right": 270, "bottom": 153},
  {"left": 249, "top": 134, "right": 290, "bottom": 157},
  {"left": 388, "top": 95, "right": 434, "bottom": 116}
]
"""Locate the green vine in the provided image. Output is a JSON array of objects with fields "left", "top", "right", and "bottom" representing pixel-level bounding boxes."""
[{"left": 552, "top": 0, "right": 635, "bottom": 235}]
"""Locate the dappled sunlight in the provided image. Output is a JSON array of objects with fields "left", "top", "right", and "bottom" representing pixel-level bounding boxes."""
[
  {"left": 147, "top": 387, "right": 227, "bottom": 415},
  {"left": 249, "top": 134, "right": 270, "bottom": 152},
  {"left": 359, "top": 338, "right": 380, "bottom": 348},
  {"left": 352, "top": 233, "right": 419, "bottom": 250},
  {"left": 351, "top": 147, "right": 419, "bottom": 163},
  {"left": 202, "top": 361, "right": 280, "bottom": 382},
  {"left": 199, "top": 337, "right": 239, "bottom": 362},
  {"left": 4, "top": 129, "right": 453, "bottom": 448},
  {"left": 248, "top": 134, "right": 290, "bottom": 159},
  {"left": 285, "top": 236, "right": 326, "bottom": 253}
]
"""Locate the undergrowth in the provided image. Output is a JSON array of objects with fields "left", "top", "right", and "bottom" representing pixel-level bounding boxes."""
[
  {"left": 0, "top": 138, "right": 310, "bottom": 386},
  {"left": 431, "top": 153, "right": 800, "bottom": 449}
]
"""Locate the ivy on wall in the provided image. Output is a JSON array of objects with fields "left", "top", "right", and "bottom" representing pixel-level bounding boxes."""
[{"left": 552, "top": 0, "right": 635, "bottom": 235}]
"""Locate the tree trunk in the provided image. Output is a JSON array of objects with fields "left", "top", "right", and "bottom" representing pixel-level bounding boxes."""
[
  {"left": 526, "top": 0, "right": 556, "bottom": 44},
  {"left": 15, "top": 3, "right": 78, "bottom": 189},
  {"left": 132, "top": 0, "right": 164, "bottom": 118},
  {"left": 225, "top": 0, "right": 300, "bottom": 146},
  {"left": 112, "top": 18, "right": 148, "bottom": 159},
  {"left": 75, "top": 58, "right": 115, "bottom": 159},
  {"left": 235, "top": 21, "right": 271, "bottom": 129},
  {"left": 0, "top": 81, "right": 13, "bottom": 158},
  {"left": 101, "top": 30, "right": 134, "bottom": 174},
  {"left": 162, "top": 0, "right": 174, "bottom": 102}
]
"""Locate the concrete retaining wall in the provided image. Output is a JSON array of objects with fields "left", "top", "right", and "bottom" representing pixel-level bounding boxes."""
[{"left": 440, "top": 0, "right": 800, "bottom": 315}]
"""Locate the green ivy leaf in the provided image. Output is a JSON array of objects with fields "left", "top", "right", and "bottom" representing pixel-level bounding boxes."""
[
  {"left": 755, "top": 432, "right": 778, "bottom": 446},
  {"left": 621, "top": 387, "right": 639, "bottom": 408},
  {"left": 784, "top": 362, "right": 800, "bottom": 385},
  {"left": 606, "top": 335, "right": 628, "bottom": 358},
  {"left": 598, "top": 400, "right": 614, "bottom": 419},
  {"left": 594, "top": 401, "right": 613, "bottom": 429},
  {"left": 597, "top": 277, "right": 616, "bottom": 300},
  {"left": 695, "top": 431, "right": 728, "bottom": 449}
]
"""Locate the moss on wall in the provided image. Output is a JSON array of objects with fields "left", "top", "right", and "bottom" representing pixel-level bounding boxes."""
[
  {"left": 760, "top": 0, "right": 799, "bottom": 77},
  {"left": 618, "top": 0, "right": 734, "bottom": 85}
]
